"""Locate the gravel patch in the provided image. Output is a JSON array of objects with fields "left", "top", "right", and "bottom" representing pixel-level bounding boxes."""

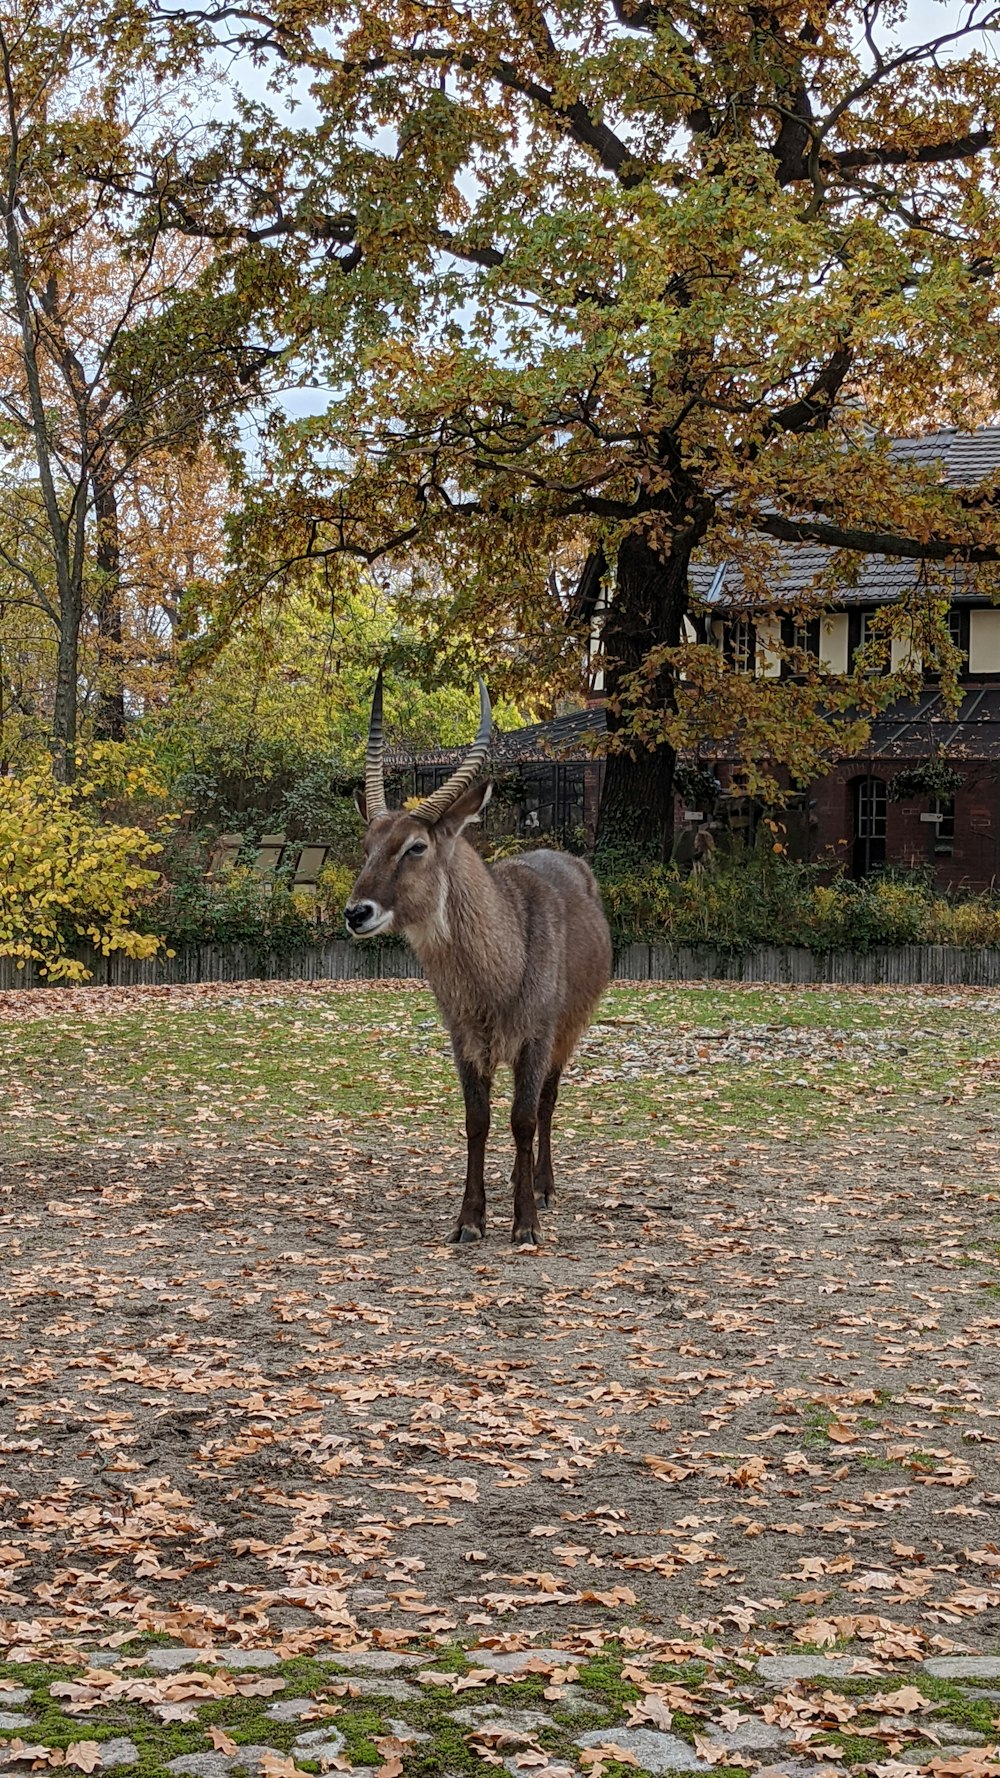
[
  {"left": 146, "top": 1649, "right": 221, "bottom": 1672},
  {"left": 757, "top": 1657, "right": 868, "bottom": 1683},
  {"left": 575, "top": 1728, "right": 713, "bottom": 1773},
  {"left": 473, "top": 1650, "right": 571, "bottom": 1674},
  {"left": 101, "top": 1739, "right": 140, "bottom": 1768},
  {"left": 715, "top": 1719, "right": 790, "bottom": 1753},
  {"left": 453, "top": 1705, "right": 558, "bottom": 1733},
  {"left": 923, "top": 1658, "right": 1000, "bottom": 1680},
  {"left": 166, "top": 1749, "right": 284, "bottom": 1778},
  {"left": 264, "top": 1700, "right": 316, "bottom": 1723},
  {"left": 335, "top": 1676, "right": 419, "bottom": 1703},
  {"left": 291, "top": 1728, "right": 347, "bottom": 1761},
  {"left": 336, "top": 1652, "right": 422, "bottom": 1673}
]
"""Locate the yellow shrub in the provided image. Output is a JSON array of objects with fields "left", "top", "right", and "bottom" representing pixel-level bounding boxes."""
[
  {"left": 924, "top": 898, "right": 1000, "bottom": 945},
  {"left": 317, "top": 861, "right": 356, "bottom": 923},
  {"left": 0, "top": 768, "right": 164, "bottom": 982}
]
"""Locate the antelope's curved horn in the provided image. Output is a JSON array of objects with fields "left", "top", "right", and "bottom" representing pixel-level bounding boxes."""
[
  {"left": 364, "top": 669, "right": 388, "bottom": 819},
  {"left": 414, "top": 679, "right": 492, "bottom": 824}
]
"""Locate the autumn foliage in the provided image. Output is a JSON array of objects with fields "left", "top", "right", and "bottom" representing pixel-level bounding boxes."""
[{"left": 0, "top": 763, "right": 163, "bottom": 980}]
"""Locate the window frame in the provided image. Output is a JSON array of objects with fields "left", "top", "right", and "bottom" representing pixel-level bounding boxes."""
[
  {"left": 929, "top": 794, "right": 956, "bottom": 858},
  {"left": 848, "top": 608, "right": 889, "bottom": 676},
  {"left": 781, "top": 615, "right": 822, "bottom": 677},
  {"left": 851, "top": 774, "right": 888, "bottom": 878},
  {"left": 722, "top": 615, "right": 755, "bottom": 674}
]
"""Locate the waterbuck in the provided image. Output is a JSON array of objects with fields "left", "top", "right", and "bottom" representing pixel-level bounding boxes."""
[{"left": 344, "top": 674, "right": 612, "bottom": 1246}]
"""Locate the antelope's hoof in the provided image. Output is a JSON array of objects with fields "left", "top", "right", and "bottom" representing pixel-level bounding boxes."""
[
  {"left": 512, "top": 1224, "right": 541, "bottom": 1247},
  {"left": 450, "top": 1223, "right": 484, "bottom": 1244},
  {"left": 534, "top": 1188, "right": 553, "bottom": 1211}
]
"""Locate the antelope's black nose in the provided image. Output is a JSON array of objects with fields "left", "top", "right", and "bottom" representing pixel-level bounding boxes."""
[{"left": 345, "top": 901, "right": 375, "bottom": 932}]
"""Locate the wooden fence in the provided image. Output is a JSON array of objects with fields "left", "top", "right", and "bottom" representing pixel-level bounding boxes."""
[{"left": 3, "top": 939, "right": 1000, "bottom": 990}]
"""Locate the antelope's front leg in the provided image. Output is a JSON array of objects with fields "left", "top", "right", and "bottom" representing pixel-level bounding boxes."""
[
  {"left": 449, "top": 1060, "right": 492, "bottom": 1243},
  {"left": 510, "top": 1041, "right": 550, "bottom": 1246}
]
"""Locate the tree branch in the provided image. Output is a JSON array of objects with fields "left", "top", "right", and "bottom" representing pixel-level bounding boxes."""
[
  {"left": 770, "top": 346, "right": 853, "bottom": 436},
  {"left": 346, "top": 48, "right": 646, "bottom": 187},
  {"left": 834, "top": 129, "right": 994, "bottom": 171},
  {"left": 756, "top": 510, "right": 1000, "bottom": 562}
]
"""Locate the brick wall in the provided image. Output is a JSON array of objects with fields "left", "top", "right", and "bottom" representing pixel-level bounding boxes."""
[{"left": 808, "top": 760, "right": 1000, "bottom": 890}]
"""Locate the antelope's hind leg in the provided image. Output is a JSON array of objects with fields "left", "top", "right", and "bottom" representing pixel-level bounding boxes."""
[
  {"left": 449, "top": 1060, "right": 492, "bottom": 1244},
  {"left": 533, "top": 1067, "right": 561, "bottom": 1211},
  {"left": 510, "top": 1041, "right": 551, "bottom": 1246}
]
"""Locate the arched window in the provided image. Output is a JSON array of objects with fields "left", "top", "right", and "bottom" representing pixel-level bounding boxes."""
[{"left": 852, "top": 776, "right": 887, "bottom": 879}]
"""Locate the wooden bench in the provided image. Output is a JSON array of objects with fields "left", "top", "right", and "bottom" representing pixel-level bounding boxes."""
[
  {"left": 252, "top": 833, "right": 288, "bottom": 878},
  {"left": 206, "top": 832, "right": 331, "bottom": 894},
  {"left": 206, "top": 832, "right": 245, "bottom": 880},
  {"left": 290, "top": 844, "right": 330, "bottom": 898}
]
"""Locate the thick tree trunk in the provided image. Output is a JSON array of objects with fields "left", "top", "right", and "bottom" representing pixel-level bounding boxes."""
[
  {"left": 93, "top": 461, "right": 126, "bottom": 742},
  {"left": 595, "top": 527, "right": 692, "bottom": 864}
]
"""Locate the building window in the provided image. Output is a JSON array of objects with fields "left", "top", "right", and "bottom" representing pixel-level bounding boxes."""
[
  {"left": 852, "top": 775, "right": 887, "bottom": 879},
  {"left": 947, "top": 606, "right": 969, "bottom": 662},
  {"left": 724, "top": 616, "right": 754, "bottom": 673},
  {"left": 848, "top": 609, "right": 887, "bottom": 675},
  {"left": 926, "top": 606, "right": 970, "bottom": 679},
  {"left": 519, "top": 763, "right": 588, "bottom": 840},
  {"left": 782, "top": 616, "right": 821, "bottom": 675},
  {"left": 930, "top": 795, "right": 955, "bottom": 857}
]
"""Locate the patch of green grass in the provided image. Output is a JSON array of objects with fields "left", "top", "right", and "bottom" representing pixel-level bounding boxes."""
[
  {"left": 670, "top": 1710, "right": 702, "bottom": 1741},
  {"left": 646, "top": 1662, "right": 709, "bottom": 1685},
  {"left": 576, "top": 1654, "right": 640, "bottom": 1709},
  {"left": 195, "top": 1696, "right": 301, "bottom": 1752},
  {"left": 820, "top": 1734, "right": 887, "bottom": 1764},
  {"left": 94, "top": 1714, "right": 211, "bottom": 1768},
  {"left": 0, "top": 1712, "right": 129, "bottom": 1750},
  {"left": 485, "top": 1677, "right": 550, "bottom": 1706},
  {"left": 917, "top": 1689, "right": 1000, "bottom": 1736},
  {"left": 274, "top": 1657, "right": 347, "bottom": 1694},
  {"left": 424, "top": 1645, "right": 470, "bottom": 1674},
  {"left": 332, "top": 1705, "right": 384, "bottom": 1767},
  {"left": 805, "top": 1674, "right": 999, "bottom": 1738},
  {"left": 401, "top": 1714, "right": 482, "bottom": 1778},
  {"left": 0, "top": 1662, "right": 82, "bottom": 1689},
  {"left": 1, "top": 980, "right": 995, "bottom": 1154},
  {"left": 907, "top": 1450, "right": 944, "bottom": 1471},
  {"left": 802, "top": 1404, "right": 835, "bottom": 1447}
]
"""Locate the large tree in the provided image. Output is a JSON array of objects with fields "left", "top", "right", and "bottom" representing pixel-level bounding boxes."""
[
  {"left": 152, "top": 0, "right": 1000, "bottom": 853},
  {"left": 0, "top": 0, "right": 282, "bottom": 775}
]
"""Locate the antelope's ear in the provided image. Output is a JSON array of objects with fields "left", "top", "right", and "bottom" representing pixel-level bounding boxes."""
[
  {"left": 354, "top": 788, "right": 369, "bottom": 823},
  {"left": 435, "top": 779, "right": 493, "bottom": 837}
]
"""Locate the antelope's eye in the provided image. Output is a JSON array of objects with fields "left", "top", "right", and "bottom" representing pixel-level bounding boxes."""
[{"left": 405, "top": 840, "right": 428, "bottom": 858}]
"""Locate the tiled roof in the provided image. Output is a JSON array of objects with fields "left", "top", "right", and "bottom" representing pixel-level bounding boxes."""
[
  {"left": 496, "top": 694, "right": 1000, "bottom": 766},
  {"left": 498, "top": 707, "right": 607, "bottom": 761},
  {"left": 694, "top": 426, "right": 1000, "bottom": 610},
  {"left": 384, "top": 707, "right": 607, "bottom": 769}
]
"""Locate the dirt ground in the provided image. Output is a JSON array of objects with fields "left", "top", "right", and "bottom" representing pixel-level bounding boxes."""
[{"left": 1, "top": 1010, "right": 998, "bottom": 1667}]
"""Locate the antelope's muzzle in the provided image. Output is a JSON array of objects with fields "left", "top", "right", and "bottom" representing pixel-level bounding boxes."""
[{"left": 344, "top": 900, "right": 393, "bottom": 937}]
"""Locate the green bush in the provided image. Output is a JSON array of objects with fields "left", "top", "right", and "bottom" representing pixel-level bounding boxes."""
[
  {"left": 146, "top": 856, "right": 392, "bottom": 955},
  {"left": 136, "top": 831, "right": 1000, "bottom": 958},
  {"left": 597, "top": 851, "right": 1000, "bottom": 952},
  {"left": 165, "top": 739, "right": 379, "bottom": 855},
  {"left": 152, "top": 866, "right": 318, "bottom": 953}
]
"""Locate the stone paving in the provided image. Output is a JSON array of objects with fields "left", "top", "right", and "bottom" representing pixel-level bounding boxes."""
[{"left": 2, "top": 1643, "right": 1000, "bottom": 1776}]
